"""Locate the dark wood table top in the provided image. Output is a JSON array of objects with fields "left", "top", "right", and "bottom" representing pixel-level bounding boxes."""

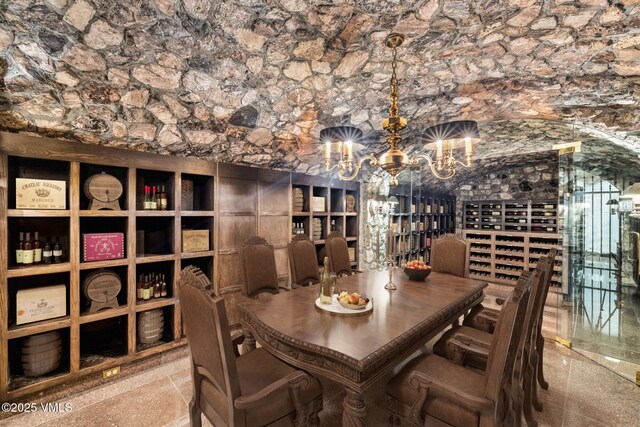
[{"left": 240, "top": 270, "right": 487, "bottom": 390}]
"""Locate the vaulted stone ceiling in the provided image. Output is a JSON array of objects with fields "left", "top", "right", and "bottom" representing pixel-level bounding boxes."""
[{"left": 0, "top": 0, "right": 639, "bottom": 181}]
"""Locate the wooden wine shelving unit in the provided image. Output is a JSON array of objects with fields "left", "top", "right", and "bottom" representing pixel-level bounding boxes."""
[
  {"left": 291, "top": 174, "right": 360, "bottom": 268},
  {"left": 463, "top": 200, "right": 559, "bottom": 233},
  {"left": 0, "top": 133, "right": 211, "bottom": 401},
  {"left": 463, "top": 230, "right": 563, "bottom": 288}
]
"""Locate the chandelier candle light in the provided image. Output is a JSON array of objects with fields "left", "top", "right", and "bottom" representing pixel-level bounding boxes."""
[{"left": 322, "top": 33, "right": 480, "bottom": 186}]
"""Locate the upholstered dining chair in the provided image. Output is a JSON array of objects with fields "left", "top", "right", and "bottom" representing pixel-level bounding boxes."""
[
  {"left": 386, "top": 268, "right": 532, "bottom": 427},
  {"left": 240, "top": 236, "right": 289, "bottom": 298},
  {"left": 463, "top": 248, "right": 557, "bottom": 399},
  {"left": 325, "top": 231, "right": 358, "bottom": 276},
  {"left": 288, "top": 234, "right": 320, "bottom": 287},
  {"left": 432, "top": 259, "right": 549, "bottom": 427},
  {"left": 429, "top": 234, "right": 470, "bottom": 278},
  {"left": 178, "top": 266, "right": 323, "bottom": 427}
]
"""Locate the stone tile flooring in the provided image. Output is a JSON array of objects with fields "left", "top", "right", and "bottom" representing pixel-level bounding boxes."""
[{"left": 2, "top": 286, "right": 639, "bottom": 427}]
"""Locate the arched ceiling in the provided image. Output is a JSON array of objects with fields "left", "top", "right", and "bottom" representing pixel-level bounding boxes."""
[{"left": 0, "top": 0, "right": 639, "bottom": 178}]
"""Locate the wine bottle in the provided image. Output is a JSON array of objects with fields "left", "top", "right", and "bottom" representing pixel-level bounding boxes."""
[
  {"left": 23, "top": 232, "right": 34, "bottom": 265},
  {"left": 320, "top": 257, "right": 332, "bottom": 305},
  {"left": 137, "top": 275, "right": 144, "bottom": 301},
  {"left": 16, "top": 232, "right": 24, "bottom": 264},
  {"left": 53, "top": 237, "right": 63, "bottom": 263},
  {"left": 33, "top": 232, "right": 42, "bottom": 264},
  {"left": 143, "top": 275, "right": 151, "bottom": 300},
  {"left": 43, "top": 238, "right": 53, "bottom": 264},
  {"left": 143, "top": 185, "right": 151, "bottom": 210},
  {"left": 151, "top": 186, "right": 158, "bottom": 210},
  {"left": 159, "top": 185, "right": 168, "bottom": 210},
  {"left": 153, "top": 275, "right": 161, "bottom": 298},
  {"left": 161, "top": 274, "right": 168, "bottom": 297}
]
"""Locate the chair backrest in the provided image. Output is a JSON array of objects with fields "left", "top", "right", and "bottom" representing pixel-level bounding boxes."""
[
  {"left": 430, "top": 234, "right": 470, "bottom": 278},
  {"left": 178, "top": 266, "right": 240, "bottom": 427},
  {"left": 535, "top": 248, "right": 557, "bottom": 330},
  {"left": 483, "top": 269, "right": 532, "bottom": 419},
  {"left": 240, "top": 236, "right": 279, "bottom": 298},
  {"left": 325, "top": 231, "right": 352, "bottom": 276},
  {"left": 288, "top": 234, "right": 320, "bottom": 286}
]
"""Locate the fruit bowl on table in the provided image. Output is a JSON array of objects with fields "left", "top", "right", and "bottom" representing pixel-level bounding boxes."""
[
  {"left": 337, "top": 291, "right": 369, "bottom": 310},
  {"left": 403, "top": 260, "right": 432, "bottom": 281}
]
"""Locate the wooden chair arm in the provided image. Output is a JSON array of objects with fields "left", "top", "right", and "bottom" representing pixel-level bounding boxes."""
[
  {"left": 278, "top": 285, "right": 292, "bottom": 292},
  {"left": 476, "top": 311, "right": 498, "bottom": 325},
  {"left": 408, "top": 370, "right": 494, "bottom": 413},
  {"left": 234, "top": 370, "right": 310, "bottom": 410},
  {"left": 496, "top": 297, "right": 506, "bottom": 305},
  {"left": 448, "top": 337, "right": 490, "bottom": 360},
  {"left": 455, "top": 332, "right": 491, "bottom": 350},
  {"left": 231, "top": 330, "right": 245, "bottom": 357}
]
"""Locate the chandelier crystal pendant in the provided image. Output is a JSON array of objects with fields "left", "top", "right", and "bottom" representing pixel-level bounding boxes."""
[{"left": 322, "top": 33, "right": 480, "bottom": 186}]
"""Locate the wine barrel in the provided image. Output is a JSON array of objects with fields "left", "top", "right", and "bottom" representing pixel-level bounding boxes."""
[
  {"left": 137, "top": 309, "right": 164, "bottom": 345},
  {"left": 22, "top": 331, "right": 62, "bottom": 377},
  {"left": 84, "top": 172, "right": 122, "bottom": 210},
  {"left": 83, "top": 269, "right": 121, "bottom": 303}
]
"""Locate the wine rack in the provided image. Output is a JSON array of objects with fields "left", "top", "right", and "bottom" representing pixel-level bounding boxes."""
[
  {"left": 464, "top": 229, "right": 563, "bottom": 288},
  {"left": 390, "top": 185, "right": 456, "bottom": 264},
  {"left": 463, "top": 200, "right": 558, "bottom": 233}
]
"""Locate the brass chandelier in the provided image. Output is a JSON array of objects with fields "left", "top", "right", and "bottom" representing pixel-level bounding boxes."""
[{"left": 322, "top": 33, "right": 480, "bottom": 187}]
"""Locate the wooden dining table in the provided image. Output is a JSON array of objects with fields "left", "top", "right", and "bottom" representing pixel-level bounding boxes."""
[{"left": 239, "top": 269, "right": 487, "bottom": 426}]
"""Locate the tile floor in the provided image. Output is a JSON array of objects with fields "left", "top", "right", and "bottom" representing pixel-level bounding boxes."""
[{"left": 2, "top": 287, "right": 639, "bottom": 427}]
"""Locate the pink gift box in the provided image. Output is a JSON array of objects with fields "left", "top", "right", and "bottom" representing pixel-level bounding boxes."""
[{"left": 83, "top": 233, "right": 125, "bottom": 262}]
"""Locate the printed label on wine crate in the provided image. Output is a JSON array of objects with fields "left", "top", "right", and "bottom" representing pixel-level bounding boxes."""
[
  {"left": 16, "top": 178, "right": 66, "bottom": 209},
  {"left": 182, "top": 229, "right": 209, "bottom": 253},
  {"left": 16, "top": 284, "right": 67, "bottom": 325},
  {"left": 83, "top": 233, "right": 125, "bottom": 262}
]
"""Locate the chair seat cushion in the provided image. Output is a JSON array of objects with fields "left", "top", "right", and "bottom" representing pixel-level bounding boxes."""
[
  {"left": 463, "top": 304, "right": 500, "bottom": 332},
  {"left": 433, "top": 325, "right": 492, "bottom": 370},
  {"left": 238, "top": 348, "right": 322, "bottom": 425},
  {"left": 387, "top": 353, "right": 485, "bottom": 427}
]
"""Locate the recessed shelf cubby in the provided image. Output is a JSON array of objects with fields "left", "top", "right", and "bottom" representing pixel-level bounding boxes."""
[
  {"left": 7, "top": 272, "right": 70, "bottom": 330},
  {"left": 136, "top": 217, "right": 174, "bottom": 256},
  {"left": 80, "top": 163, "right": 128, "bottom": 211},
  {"left": 8, "top": 327, "right": 70, "bottom": 391},
  {"left": 181, "top": 173, "right": 213, "bottom": 211},
  {"left": 7, "top": 156, "right": 70, "bottom": 210},
  {"left": 136, "top": 305, "right": 175, "bottom": 352},
  {"left": 135, "top": 261, "right": 174, "bottom": 303},
  {"left": 79, "top": 266, "right": 128, "bottom": 313},
  {"left": 136, "top": 169, "right": 175, "bottom": 211},
  {"left": 80, "top": 316, "right": 128, "bottom": 369},
  {"left": 7, "top": 217, "right": 70, "bottom": 268}
]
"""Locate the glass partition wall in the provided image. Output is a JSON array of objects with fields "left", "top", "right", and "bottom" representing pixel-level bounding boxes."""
[{"left": 558, "top": 149, "right": 640, "bottom": 383}]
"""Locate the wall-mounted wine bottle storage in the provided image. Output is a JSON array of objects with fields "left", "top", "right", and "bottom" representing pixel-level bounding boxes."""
[
  {"left": 291, "top": 174, "right": 360, "bottom": 268},
  {"left": 389, "top": 184, "right": 455, "bottom": 264},
  {"left": 463, "top": 200, "right": 558, "bottom": 233},
  {"left": 463, "top": 229, "right": 563, "bottom": 288},
  {"left": 0, "top": 132, "right": 215, "bottom": 401}
]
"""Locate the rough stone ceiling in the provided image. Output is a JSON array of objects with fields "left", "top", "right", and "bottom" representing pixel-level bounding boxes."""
[{"left": 0, "top": 0, "right": 639, "bottom": 179}]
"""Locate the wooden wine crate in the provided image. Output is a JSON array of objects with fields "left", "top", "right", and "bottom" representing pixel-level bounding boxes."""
[
  {"left": 15, "top": 178, "right": 66, "bottom": 209},
  {"left": 312, "top": 197, "right": 325, "bottom": 212},
  {"left": 182, "top": 229, "right": 209, "bottom": 253},
  {"left": 83, "top": 233, "right": 125, "bottom": 262},
  {"left": 16, "top": 284, "right": 67, "bottom": 325},
  {"left": 348, "top": 248, "right": 356, "bottom": 263}
]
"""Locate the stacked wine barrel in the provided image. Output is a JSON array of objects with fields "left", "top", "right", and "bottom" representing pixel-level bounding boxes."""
[
  {"left": 137, "top": 309, "right": 164, "bottom": 345},
  {"left": 22, "top": 331, "right": 62, "bottom": 377}
]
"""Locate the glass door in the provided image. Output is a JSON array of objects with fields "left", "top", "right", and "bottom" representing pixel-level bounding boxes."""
[{"left": 558, "top": 149, "right": 640, "bottom": 383}]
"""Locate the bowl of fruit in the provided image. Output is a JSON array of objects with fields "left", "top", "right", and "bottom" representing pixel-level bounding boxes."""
[
  {"left": 404, "top": 260, "right": 432, "bottom": 281},
  {"left": 337, "top": 291, "right": 370, "bottom": 310}
]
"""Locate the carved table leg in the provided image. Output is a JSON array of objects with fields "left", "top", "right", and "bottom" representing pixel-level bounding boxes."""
[
  {"left": 242, "top": 327, "right": 256, "bottom": 354},
  {"left": 343, "top": 389, "right": 367, "bottom": 427}
]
